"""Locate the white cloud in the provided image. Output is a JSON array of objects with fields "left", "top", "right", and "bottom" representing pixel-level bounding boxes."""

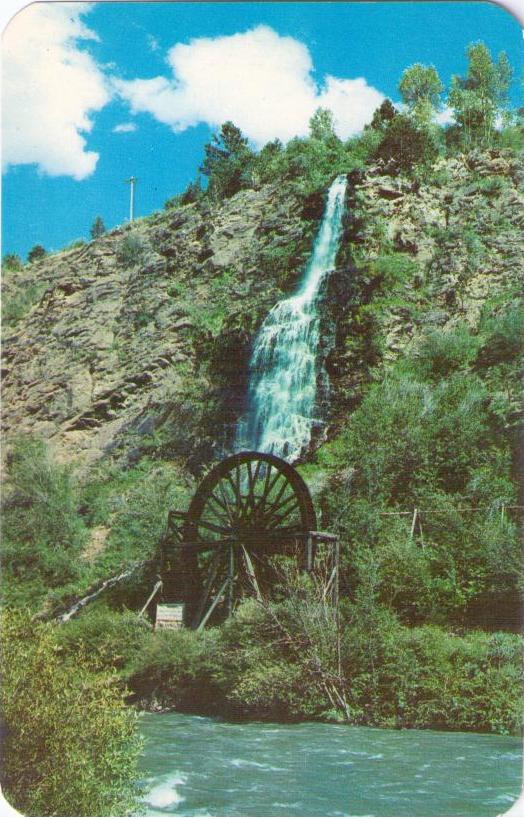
[
  {"left": 115, "top": 26, "right": 384, "bottom": 145},
  {"left": 435, "top": 106, "right": 455, "bottom": 126},
  {"left": 3, "top": 2, "right": 111, "bottom": 179},
  {"left": 112, "top": 122, "right": 137, "bottom": 133}
]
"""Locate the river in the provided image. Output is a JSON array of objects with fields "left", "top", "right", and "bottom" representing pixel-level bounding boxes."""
[{"left": 139, "top": 713, "right": 522, "bottom": 816}]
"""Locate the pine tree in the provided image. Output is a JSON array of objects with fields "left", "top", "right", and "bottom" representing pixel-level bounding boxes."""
[
  {"left": 90, "top": 216, "right": 106, "bottom": 240},
  {"left": 27, "top": 245, "right": 46, "bottom": 264}
]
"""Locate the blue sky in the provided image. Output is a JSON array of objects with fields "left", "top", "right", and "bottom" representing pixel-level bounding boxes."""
[{"left": 2, "top": 1, "right": 522, "bottom": 260}]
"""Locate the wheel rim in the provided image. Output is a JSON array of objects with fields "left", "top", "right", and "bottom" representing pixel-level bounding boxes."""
[{"left": 183, "top": 451, "right": 316, "bottom": 543}]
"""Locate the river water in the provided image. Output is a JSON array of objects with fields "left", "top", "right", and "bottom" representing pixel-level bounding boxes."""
[{"left": 139, "top": 713, "right": 522, "bottom": 816}]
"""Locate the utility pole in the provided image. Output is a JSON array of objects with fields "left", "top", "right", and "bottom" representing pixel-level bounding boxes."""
[{"left": 125, "top": 176, "right": 137, "bottom": 221}]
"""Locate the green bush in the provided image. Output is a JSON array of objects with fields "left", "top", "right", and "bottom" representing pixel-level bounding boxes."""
[
  {"left": 413, "top": 324, "right": 481, "bottom": 379},
  {"left": 340, "top": 609, "right": 523, "bottom": 733},
  {"left": 2, "top": 253, "right": 23, "bottom": 271},
  {"left": 477, "top": 303, "right": 524, "bottom": 367},
  {"left": 0, "top": 610, "right": 143, "bottom": 816},
  {"left": 27, "top": 244, "right": 46, "bottom": 264},
  {"left": 2, "top": 439, "right": 88, "bottom": 606},
  {"left": 374, "top": 114, "right": 441, "bottom": 170},
  {"left": 57, "top": 606, "right": 150, "bottom": 673},
  {"left": 117, "top": 234, "right": 146, "bottom": 267},
  {"left": 125, "top": 626, "right": 223, "bottom": 710},
  {"left": 1, "top": 281, "right": 48, "bottom": 327}
]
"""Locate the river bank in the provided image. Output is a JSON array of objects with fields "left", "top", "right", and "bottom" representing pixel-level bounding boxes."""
[{"left": 139, "top": 712, "right": 523, "bottom": 817}]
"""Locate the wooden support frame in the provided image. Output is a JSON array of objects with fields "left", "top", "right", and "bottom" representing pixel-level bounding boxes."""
[{"left": 161, "top": 525, "right": 341, "bottom": 630}]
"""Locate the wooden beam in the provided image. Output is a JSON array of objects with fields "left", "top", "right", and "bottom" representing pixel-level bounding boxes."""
[
  {"left": 241, "top": 545, "right": 263, "bottom": 601},
  {"left": 192, "top": 549, "right": 223, "bottom": 629},
  {"left": 139, "top": 580, "right": 163, "bottom": 616},
  {"left": 197, "top": 577, "right": 230, "bottom": 632}
]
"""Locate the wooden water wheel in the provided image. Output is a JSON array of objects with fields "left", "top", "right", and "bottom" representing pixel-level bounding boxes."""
[{"left": 161, "top": 451, "right": 322, "bottom": 628}]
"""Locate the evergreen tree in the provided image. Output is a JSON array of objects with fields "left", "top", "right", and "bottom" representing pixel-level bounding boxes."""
[
  {"left": 374, "top": 113, "right": 440, "bottom": 170},
  {"left": 368, "top": 99, "right": 398, "bottom": 131},
  {"left": 27, "top": 245, "right": 46, "bottom": 264},
  {"left": 200, "top": 122, "right": 254, "bottom": 199},
  {"left": 90, "top": 216, "right": 106, "bottom": 239}
]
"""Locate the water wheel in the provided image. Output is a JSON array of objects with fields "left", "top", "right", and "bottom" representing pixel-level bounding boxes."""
[{"left": 178, "top": 451, "right": 317, "bottom": 628}]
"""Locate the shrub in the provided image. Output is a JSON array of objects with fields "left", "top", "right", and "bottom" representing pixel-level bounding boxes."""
[
  {"left": 57, "top": 606, "right": 150, "bottom": 673},
  {"left": 0, "top": 610, "right": 143, "bottom": 816},
  {"left": 2, "top": 253, "right": 22, "bottom": 271},
  {"left": 340, "top": 606, "right": 523, "bottom": 733},
  {"left": 1, "top": 281, "right": 48, "bottom": 327},
  {"left": 125, "top": 626, "right": 223, "bottom": 710},
  {"left": 117, "top": 234, "right": 146, "bottom": 267},
  {"left": 413, "top": 324, "right": 481, "bottom": 379},
  {"left": 1, "top": 438, "right": 88, "bottom": 606},
  {"left": 477, "top": 303, "right": 524, "bottom": 367}
]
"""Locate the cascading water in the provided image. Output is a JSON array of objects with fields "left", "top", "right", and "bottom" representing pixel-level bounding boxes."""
[{"left": 237, "top": 175, "right": 347, "bottom": 461}]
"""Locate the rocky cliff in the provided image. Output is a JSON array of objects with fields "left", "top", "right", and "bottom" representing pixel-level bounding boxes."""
[
  {"left": 2, "top": 183, "right": 317, "bottom": 470},
  {"left": 3, "top": 148, "right": 523, "bottom": 474}
]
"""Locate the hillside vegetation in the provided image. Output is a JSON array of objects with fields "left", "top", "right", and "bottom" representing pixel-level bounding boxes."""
[{"left": 1, "top": 42, "right": 523, "bottom": 816}]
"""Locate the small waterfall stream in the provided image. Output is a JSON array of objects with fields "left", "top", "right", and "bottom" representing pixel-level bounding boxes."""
[{"left": 237, "top": 175, "right": 347, "bottom": 461}]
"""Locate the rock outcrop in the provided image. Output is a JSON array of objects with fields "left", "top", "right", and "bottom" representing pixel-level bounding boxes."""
[
  {"left": 2, "top": 184, "right": 314, "bottom": 468},
  {"left": 3, "top": 149, "right": 523, "bottom": 470}
]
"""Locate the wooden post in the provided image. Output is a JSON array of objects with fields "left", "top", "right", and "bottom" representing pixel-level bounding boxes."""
[
  {"left": 334, "top": 537, "right": 341, "bottom": 678},
  {"left": 227, "top": 545, "right": 235, "bottom": 616},
  {"left": 334, "top": 537, "right": 340, "bottom": 610},
  {"left": 418, "top": 517, "right": 425, "bottom": 550},
  {"left": 410, "top": 508, "right": 418, "bottom": 538},
  {"left": 501, "top": 505, "right": 506, "bottom": 527},
  {"left": 192, "top": 549, "right": 222, "bottom": 629},
  {"left": 306, "top": 533, "right": 314, "bottom": 573}
]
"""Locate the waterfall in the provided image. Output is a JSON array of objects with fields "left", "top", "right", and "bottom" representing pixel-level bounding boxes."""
[{"left": 237, "top": 175, "right": 347, "bottom": 461}]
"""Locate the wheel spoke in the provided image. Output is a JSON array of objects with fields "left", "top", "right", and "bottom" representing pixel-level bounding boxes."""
[
  {"left": 216, "top": 484, "right": 237, "bottom": 525},
  {"left": 254, "top": 467, "right": 283, "bottom": 516},
  {"left": 209, "top": 490, "right": 230, "bottom": 516},
  {"left": 245, "top": 460, "right": 256, "bottom": 513},
  {"left": 205, "top": 496, "right": 231, "bottom": 528},
  {"left": 252, "top": 463, "right": 273, "bottom": 515},
  {"left": 267, "top": 500, "right": 301, "bottom": 529},
  {"left": 197, "top": 518, "right": 232, "bottom": 536},
  {"left": 264, "top": 490, "right": 299, "bottom": 524},
  {"left": 262, "top": 475, "right": 292, "bottom": 517}
]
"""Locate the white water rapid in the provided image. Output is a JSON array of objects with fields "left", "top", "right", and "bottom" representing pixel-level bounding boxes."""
[{"left": 237, "top": 174, "right": 347, "bottom": 461}]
